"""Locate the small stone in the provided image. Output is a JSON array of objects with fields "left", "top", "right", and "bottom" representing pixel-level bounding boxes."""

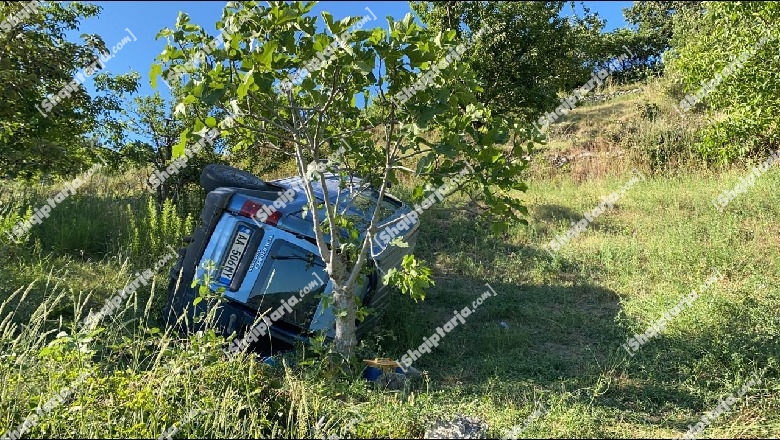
[
  {"left": 424, "top": 415, "right": 489, "bottom": 439},
  {"left": 403, "top": 366, "right": 422, "bottom": 379},
  {"left": 376, "top": 371, "right": 407, "bottom": 390},
  {"left": 500, "top": 321, "right": 509, "bottom": 329}
]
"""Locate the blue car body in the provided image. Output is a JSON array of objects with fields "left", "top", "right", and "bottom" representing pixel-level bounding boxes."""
[{"left": 166, "top": 172, "right": 419, "bottom": 345}]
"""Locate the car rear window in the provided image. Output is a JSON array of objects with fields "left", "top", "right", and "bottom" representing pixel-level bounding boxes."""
[
  {"left": 338, "top": 191, "right": 402, "bottom": 231},
  {"left": 245, "top": 240, "right": 328, "bottom": 326}
]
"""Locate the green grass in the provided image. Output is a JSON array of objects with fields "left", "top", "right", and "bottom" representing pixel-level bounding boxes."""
[
  {"left": 385, "top": 167, "right": 780, "bottom": 438},
  {"left": 1, "top": 165, "right": 777, "bottom": 438},
  {"left": 1, "top": 96, "right": 779, "bottom": 437}
]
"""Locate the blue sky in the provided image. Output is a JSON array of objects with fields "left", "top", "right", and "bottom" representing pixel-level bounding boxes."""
[{"left": 72, "top": 1, "right": 633, "bottom": 102}]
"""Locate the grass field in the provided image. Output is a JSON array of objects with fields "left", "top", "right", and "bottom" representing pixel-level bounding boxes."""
[
  {"left": 1, "top": 82, "right": 778, "bottom": 438},
  {"left": 387, "top": 167, "right": 780, "bottom": 438}
]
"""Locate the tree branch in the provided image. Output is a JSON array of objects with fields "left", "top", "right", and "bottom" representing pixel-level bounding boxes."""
[
  {"left": 285, "top": 88, "right": 332, "bottom": 270},
  {"left": 345, "top": 115, "right": 396, "bottom": 288}
]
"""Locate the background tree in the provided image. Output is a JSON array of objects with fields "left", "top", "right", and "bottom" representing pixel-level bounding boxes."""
[
  {"left": 665, "top": 1, "right": 780, "bottom": 162},
  {"left": 622, "top": 1, "right": 701, "bottom": 57},
  {"left": 154, "top": 1, "right": 530, "bottom": 360},
  {"left": 605, "top": 1, "right": 703, "bottom": 81},
  {"left": 410, "top": 1, "right": 605, "bottom": 121},
  {"left": 0, "top": 1, "right": 136, "bottom": 179},
  {"left": 588, "top": 28, "right": 656, "bottom": 84},
  {"left": 99, "top": 88, "right": 226, "bottom": 204}
]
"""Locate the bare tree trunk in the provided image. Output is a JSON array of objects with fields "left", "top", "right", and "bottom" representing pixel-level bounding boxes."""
[
  {"left": 155, "top": 178, "right": 172, "bottom": 209},
  {"left": 330, "top": 254, "right": 357, "bottom": 359}
]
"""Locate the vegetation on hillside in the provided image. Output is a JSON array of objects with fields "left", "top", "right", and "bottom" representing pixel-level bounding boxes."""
[
  {"left": 1, "top": 1, "right": 778, "bottom": 438},
  {"left": 665, "top": 1, "right": 780, "bottom": 163},
  {"left": 0, "top": 2, "right": 138, "bottom": 179}
]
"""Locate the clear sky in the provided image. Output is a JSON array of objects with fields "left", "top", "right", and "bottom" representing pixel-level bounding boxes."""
[{"left": 71, "top": 1, "right": 633, "bottom": 101}]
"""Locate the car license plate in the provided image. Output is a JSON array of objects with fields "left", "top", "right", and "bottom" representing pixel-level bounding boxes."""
[{"left": 219, "top": 225, "right": 252, "bottom": 285}]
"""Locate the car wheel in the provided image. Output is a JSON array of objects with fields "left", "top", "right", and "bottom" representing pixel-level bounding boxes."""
[{"left": 199, "top": 164, "right": 271, "bottom": 192}]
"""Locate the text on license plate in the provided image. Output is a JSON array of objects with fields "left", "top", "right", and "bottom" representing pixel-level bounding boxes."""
[{"left": 219, "top": 226, "right": 252, "bottom": 285}]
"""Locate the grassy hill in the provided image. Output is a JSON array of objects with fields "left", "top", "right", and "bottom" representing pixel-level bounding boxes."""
[{"left": 0, "top": 78, "right": 778, "bottom": 438}]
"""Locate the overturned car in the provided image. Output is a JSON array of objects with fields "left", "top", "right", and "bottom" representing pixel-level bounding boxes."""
[{"left": 163, "top": 164, "right": 420, "bottom": 347}]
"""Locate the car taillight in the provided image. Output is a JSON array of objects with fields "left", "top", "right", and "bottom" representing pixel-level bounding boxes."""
[
  {"left": 238, "top": 200, "right": 282, "bottom": 227},
  {"left": 266, "top": 210, "right": 282, "bottom": 226}
]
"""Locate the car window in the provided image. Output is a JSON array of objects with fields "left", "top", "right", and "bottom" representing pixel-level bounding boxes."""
[
  {"left": 246, "top": 240, "right": 328, "bottom": 325},
  {"left": 344, "top": 191, "right": 400, "bottom": 223}
]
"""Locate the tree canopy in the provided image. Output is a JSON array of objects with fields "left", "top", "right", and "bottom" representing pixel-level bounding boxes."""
[
  {"left": 666, "top": 1, "right": 780, "bottom": 162},
  {"left": 410, "top": 1, "right": 605, "bottom": 121},
  {"left": 153, "top": 0, "right": 531, "bottom": 357},
  {"left": 0, "top": 1, "right": 137, "bottom": 179}
]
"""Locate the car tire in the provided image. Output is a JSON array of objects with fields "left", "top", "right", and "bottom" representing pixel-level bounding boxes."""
[{"left": 199, "top": 164, "right": 272, "bottom": 192}]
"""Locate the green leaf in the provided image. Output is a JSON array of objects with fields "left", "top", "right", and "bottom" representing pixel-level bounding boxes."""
[
  {"left": 389, "top": 236, "right": 409, "bottom": 248},
  {"left": 412, "top": 185, "right": 424, "bottom": 200},
  {"left": 321, "top": 11, "right": 345, "bottom": 35},
  {"left": 173, "top": 128, "right": 190, "bottom": 158},
  {"left": 149, "top": 64, "right": 162, "bottom": 89},
  {"left": 237, "top": 70, "right": 255, "bottom": 100},
  {"left": 517, "top": 205, "right": 529, "bottom": 216},
  {"left": 202, "top": 87, "right": 225, "bottom": 106},
  {"left": 369, "top": 28, "right": 385, "bottom": 44},
  {"left": 355, "top": 60, "right": 373, "bottom": 75},
  {"left": 257, "top": 41, "right": 278, "bottom": 70},
  {"left": 156, "top": 28, "right": 174, "bottom": 39}
]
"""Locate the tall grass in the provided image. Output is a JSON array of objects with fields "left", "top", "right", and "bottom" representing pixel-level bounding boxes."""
[
  {"left": 0, "top": 275, "right": 341, "bottom": 438},
  {"left": 1, "top": 103, "right": 779, "bottom": 437},
  {"left": 0, "top": 169, "right": 195, "bottom": 266}
]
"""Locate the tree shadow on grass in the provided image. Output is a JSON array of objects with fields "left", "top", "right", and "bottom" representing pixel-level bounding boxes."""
[
  {"left": 368, "top": 206, "right": 748, "bottom": 433},
  {"left": 373, "top": 207, "right": 628, "bottom": 389},
  {"left": 532, "top": 203, "right": 626, "bottom": 239},
  {"left": 376, "top": 278, "right": 630, "bottom": 391},
  {"left": 594, "top": 303, "right": 779, "bottom": 433},
  {"left": 532, "top": 204, "right": 584, "bottom": 224}
]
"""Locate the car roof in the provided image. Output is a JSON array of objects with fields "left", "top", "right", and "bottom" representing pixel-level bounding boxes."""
[
  {"left": 226, "top": 173, "right": 411, "bottom": 247},
  {"left": 273, "top": 173, "right": 370, "bottom": 203}
]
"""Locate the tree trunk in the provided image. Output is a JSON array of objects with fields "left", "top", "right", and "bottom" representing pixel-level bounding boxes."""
[{"left": 330, "top": 254, "right": 357, "bottom": 359}]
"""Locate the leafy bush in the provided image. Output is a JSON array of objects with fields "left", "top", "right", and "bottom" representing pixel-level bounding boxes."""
[
  {"left": 636, "top": 102, "right": 661, "bottom": 122},
  {"left": 666, "top": 1, "right": 780, "bottom": 163},
  {"left": 0, "top": 168, "right": 197, "bottom": 267},
  {"left": 0, "top": 199, "right": 33, "bottom": 246}
]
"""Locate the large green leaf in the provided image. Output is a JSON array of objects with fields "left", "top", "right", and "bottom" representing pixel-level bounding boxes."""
[
  {"left": 256, "top": 41, "right": 278, "bottom": 71},
  {"left": 149, "top": 64, "right": 162, "bottom": 89},
  {"left": 236, "top": 70, "right": 255, "bottom": 100}
]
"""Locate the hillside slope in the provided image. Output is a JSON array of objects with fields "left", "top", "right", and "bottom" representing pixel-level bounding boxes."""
[{"left": 0, "top": 80, "right": 778, "bottom": 439}]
